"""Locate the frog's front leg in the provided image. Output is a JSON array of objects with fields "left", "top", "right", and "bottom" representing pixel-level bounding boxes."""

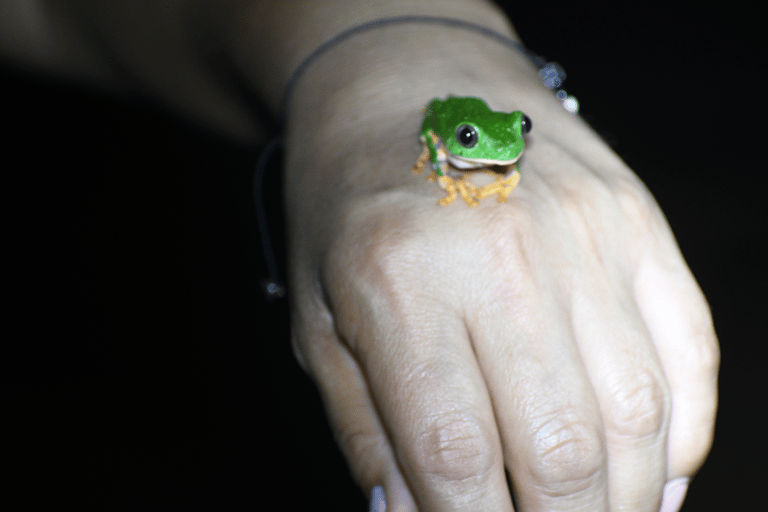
[
  {"left": 427, "top": 130, "right": 450, "bottom": 177},
  {"left": 411, "top": 142, "right": 430, "bottom": 175}
]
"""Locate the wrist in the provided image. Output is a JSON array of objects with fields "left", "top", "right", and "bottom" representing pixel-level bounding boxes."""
[
  {"left": 283, "top": 23, "right": 559, "bottom": 188},
  {"left": 234, "top": 0, "right": 519, "bottom": 111}
]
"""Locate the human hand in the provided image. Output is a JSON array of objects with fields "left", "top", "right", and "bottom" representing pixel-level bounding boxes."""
[
  {"left": 284, "top": 84, "right": 718, "bottom": 512},
  {"left": 0, "top": 2, "right": 719, "bottom": 507}
]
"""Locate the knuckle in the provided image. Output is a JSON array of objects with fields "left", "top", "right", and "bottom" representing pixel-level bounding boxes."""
[
  {"left": 348, "top": 221, "right": 423, "bottom": 295},
  {"left": 686, "top": 325, "right": 721, "bottom": 380},
  {"left": 527, "top": 407, "right": 605, "bottom": 490},
  {"left": 336, "top": 420, "right": 382, "bottom": 464},
  {"left": 322, "top": 208, "right": 424, "bottom": 339},
  {"left": 327, "top": 203, "right": 417, "bottom": 282},
  {"left": 551, "top": 174, "right": 620, "bottom": 255},
  {"left": 480, "top": 201, "right": 540, "bottom": 266},
  {"left": 334, "top": 421, "right": 387, "bottom": 486},
  {"left": 604, "top": 368, "right": 670, "bottom": 439},
  {"left": 552, "top": 169, "right": 610, "bottom": 213},
  {"left": 611, "top": 176, "right": 657, "bottom": 231},
  {"left": 555, "top": 173, "right": 657, "bottom": 248},
  {"left": 495, "top": 198, "right": 538, "bottom": 230},
  {"left": 411, "top": 409, "right": 498, "bottom": 484},
  {"left": 557, "top": 190, "right": 597, "bottom": 248},
  {"left": 557, "top": 189, "right": 588, "bottom": 220}
]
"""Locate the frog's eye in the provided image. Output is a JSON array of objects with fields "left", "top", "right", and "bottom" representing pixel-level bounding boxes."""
[
  {"left": 520, "top": 114, "right": 532, "bottom": 134},
  {"left": 455, "top": 125, "right": 478, "bottom": 148}
]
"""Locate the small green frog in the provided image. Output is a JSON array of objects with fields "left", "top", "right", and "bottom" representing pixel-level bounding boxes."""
[{"left": 411, "top": 96, "right": 531, "bottom": 207}]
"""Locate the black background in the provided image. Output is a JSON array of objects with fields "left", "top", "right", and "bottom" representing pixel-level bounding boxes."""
[{"left": 5, "top": 2, "right": 764, "bottom": 510}]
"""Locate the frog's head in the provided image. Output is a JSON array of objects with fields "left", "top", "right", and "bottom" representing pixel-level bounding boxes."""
[{"left": 444, "top": 104, "right": 531, "bottom": 169}]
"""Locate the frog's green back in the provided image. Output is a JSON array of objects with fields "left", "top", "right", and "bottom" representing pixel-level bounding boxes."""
[
  {"left": 420, "top": 95, "right": 526, "bottom": 168},
  {"left": 426, "top": 96, "right": 492, "bottom": 125}
]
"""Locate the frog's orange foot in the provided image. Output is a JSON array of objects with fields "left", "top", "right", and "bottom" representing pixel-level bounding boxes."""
[
  {"left": 437, "top": 175, "right": 458, "bottom": 206},
  {"left": 456, "top": 178, "right": 480, "bottom": 207},
  {"left": 476, "top": 170, "right": 521, "bottom": 203},
  {"left": 411, "top": 145, "right": 430, "bottom": 175}
]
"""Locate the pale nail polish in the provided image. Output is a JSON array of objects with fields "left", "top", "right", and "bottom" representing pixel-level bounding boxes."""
[
  {"left": 659, "top": 477, "right": 690, "bottom": 512},
  {"left": 369, "top": 485, "right": 386, "bottom": 512}
]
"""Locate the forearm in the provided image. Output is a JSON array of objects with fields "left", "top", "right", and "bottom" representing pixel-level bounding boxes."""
[
  {"left": 233, "top": 0, "right": 519, "bottom": 110},
  {"left": 0, "top": 1, "right": 258, "bottom": 140},
  {"left": 1, "top": 0, "right": 525, "bottom": 143}
]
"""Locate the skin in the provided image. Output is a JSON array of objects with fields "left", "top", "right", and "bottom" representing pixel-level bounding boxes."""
[{"left": 1, "top": 1, "right": 719, "bottom": 511}]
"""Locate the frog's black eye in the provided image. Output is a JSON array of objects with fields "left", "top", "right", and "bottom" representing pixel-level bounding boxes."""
[
  {"left": 520, "top": 114, "right": 532, "bottom": 134},
  {"left": 455, "top": 125, "right": 478, "bottom": 148}
]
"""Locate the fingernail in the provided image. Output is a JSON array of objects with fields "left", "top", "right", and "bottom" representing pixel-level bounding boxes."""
[
  {"left": 659, "top": 477, "right": 689, "bottom": 512},
  {"left": 369, "top": 485, "right": 386, "bottom": 512}
]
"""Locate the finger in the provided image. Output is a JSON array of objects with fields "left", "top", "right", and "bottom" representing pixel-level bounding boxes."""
[
  {"left": 566, "top": 244, "right": 674, "bottom": 512},
  {"left": 634, "top": 252, "right": 719, "bottom": 478},
  {"left": 541, "top": 171, "right": 674, "bottom": 511},
  {"left": 366, "top": 304, "right": 514, "bottom": 511},
  {"left": 324, "top": 268, "right": 515, "bottom": 511},
  {"left": 573, "top": 285, "right": 671, "bottom": 511},
  {"left": 469, "top": 260, "right": 609, "bottom": 511},
  {"left": 290, "top": 287, "right": 419, "bottom": 512}
]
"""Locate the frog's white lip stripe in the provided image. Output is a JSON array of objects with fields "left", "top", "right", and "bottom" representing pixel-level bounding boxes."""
[{"left": 448, "top": 152, "right": 522, "bottom": 169}]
